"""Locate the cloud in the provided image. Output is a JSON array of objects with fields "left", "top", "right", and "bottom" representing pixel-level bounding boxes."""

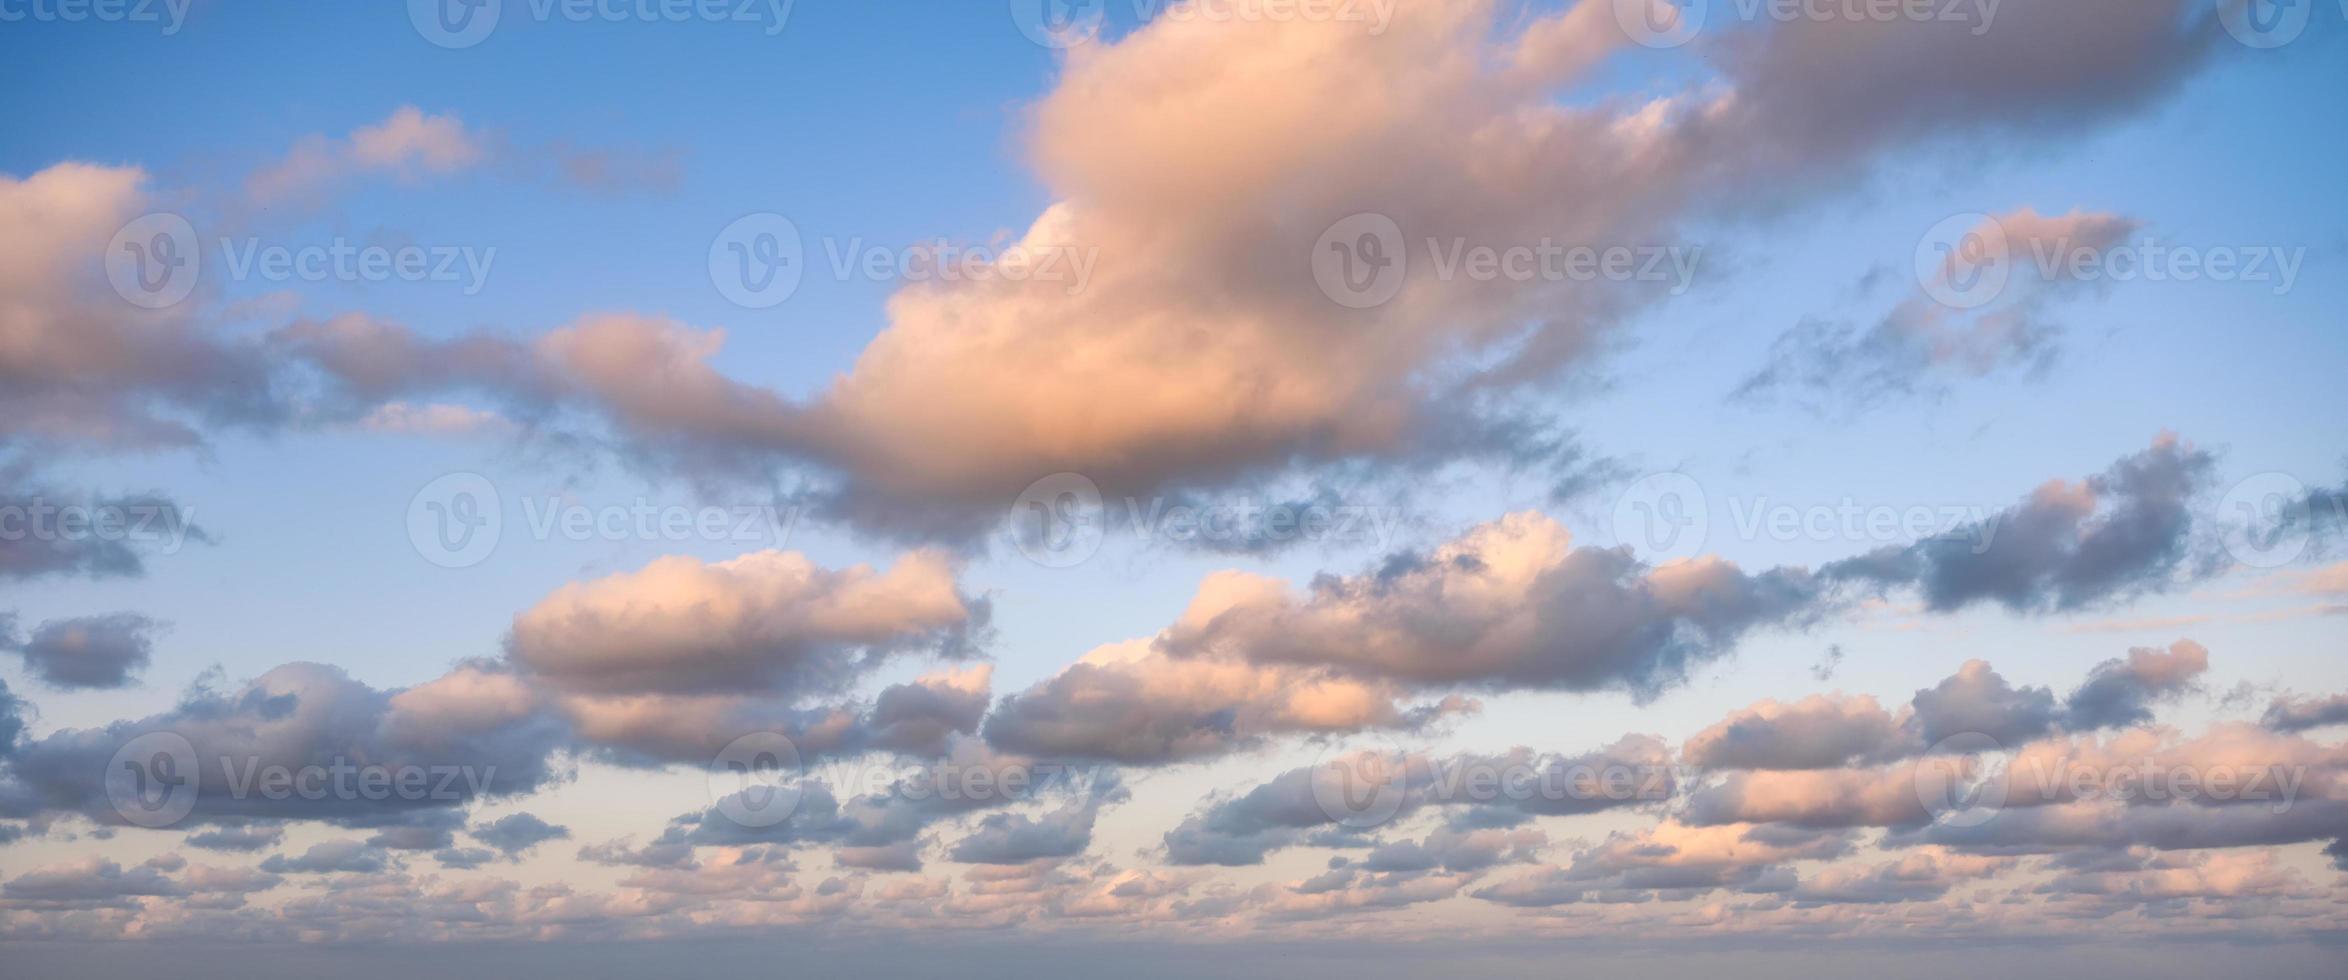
[
  {"left": 0, "top": 662, "right": 570, "bottom": 830},
  {"left": 2263, "top": 692, "right": 2348, "bottom": 733},
  {"left": 1825, "top": 435, "right": 2217, "bottom": 613},
  {"left": 1739, "top": 209, "right": 2142, "bottom": 407},
  {"left": 506, "top": 549, "right": 980, "bottom": 698},
  {"left": 251, "top": 2, "right": 2219, "bottom": 544},
  {"left": 1473, "top": 821, "right": 1846, "bottom": 907},
  {"left": 0, "top": 164, "right": 281, "bottom": 452},
  {"left": 183, "top": 823, "right": 285, "bottom": 853},
  {"left": 245, "top": 106, "right": 486, "bottom": 206},
  {"left": 1908, "top": 659, "right": 2066, "bottom": 747},
  {"left": 2062, "top": 639, "right": 2209, "bottom": 730},
  {"left": 1164, "top": 736, "right": 1673, "bottom": 866},
  {"left": 984, "top": 639, "right": 1467, "bottom": 764},
  {"left": 258, "top": 840, "right": 393, "bottom": 875},
  {"left": 1682, "top": 693, "right": 1907, "bottom": 771},
  {"left": 1789, "top": 849, "right": 2014, "bottom": 906},
  {"left": 6, "top": 612, "right": 161, "bottom": 689},
  {"left": 471, "top": 812, "right": 572, "bottom": 858},
  {"left": 0, "top": 468, "right": 207, "bottom": 582},
  {"left": 1161, "top": 511, "right": 1826, "bottom": 698},
  {"left": 947, "top": 789, "right": 1125, "bottom": 866},
  {"left": 1, "top": 857, "right": 184, "bottom": 907}
]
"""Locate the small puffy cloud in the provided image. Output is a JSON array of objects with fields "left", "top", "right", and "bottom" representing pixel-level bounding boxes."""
[
  {"left": 1909, "top": 660, "right": 2066, "bottom": 747},
  {"left": 7, "top": 612, "right": 160, "bottom": 689},
  {"left": 984, "top": 639, "right": 1464, "bottom": 764},
  {"left": 258, "top": 840, "right": 392, "bottom": 875},
  {"left": 1, "top": 857, "right": 184, "bottom": 907},
  {"left": 506, "top": 549, "right": 979, "bottom": 697},
  {"left": 1161, "top": 512, "right": 1825, "bottom": 699},
  {"left": 184, "top": 823, "right": 285, "bottom": 853},
  {"left": 2063, "top": 639, "right": 2208, "bottom": 730},
  {"left": 471, "top": 812, "right": 571, "bottom": 858},
  {"left": 245, "top": 106, "right": 485, "bottom": 205},
  {"left": 1682, "top": 693, "right": 1907, "bottom": 770}
]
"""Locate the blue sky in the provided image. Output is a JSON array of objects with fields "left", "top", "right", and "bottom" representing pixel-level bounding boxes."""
[{"left": 2, "top": 0, "right": 2347, "bottom": 967}]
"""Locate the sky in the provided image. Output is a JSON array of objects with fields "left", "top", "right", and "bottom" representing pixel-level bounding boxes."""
[{"left": 1, "top": 0, "right": 2346, "bottom": 973}]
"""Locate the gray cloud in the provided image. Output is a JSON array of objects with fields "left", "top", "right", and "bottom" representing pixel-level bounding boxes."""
[
  {"left": 2063, "top": 640, "right": 2208, "bottom": 730},
  {"left": 1825, "top": 437, "right": 2216, "bottom": 613},
  {"left": 7, "top": 612, "right": 161, "bottom": 689},
  {"left": 472, "top": 812, "right": 571, "bottom": 858},
  {"left": 258, "top": 840, "right": 393, "bottom": 875},
  {"left": 2263, "top": 693, "right": 2348, "bottom": 734}
]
